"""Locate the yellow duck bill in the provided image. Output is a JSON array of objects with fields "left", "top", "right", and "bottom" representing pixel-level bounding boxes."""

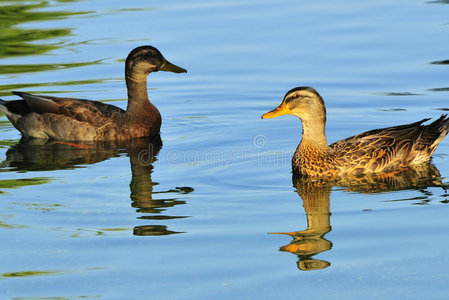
[{"left": 261, "top": 103, "right": 291, "bottom": 119}]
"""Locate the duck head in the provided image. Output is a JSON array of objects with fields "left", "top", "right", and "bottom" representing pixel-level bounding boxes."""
[
  {"left": 261, "top": 87, "right": 326, "bottom": 124},
  {"left": 125, "top": 45, "right": 187, "bottom": 80},
  {"left": 262, "top": 86, "right": 328, "bottom": 146}
]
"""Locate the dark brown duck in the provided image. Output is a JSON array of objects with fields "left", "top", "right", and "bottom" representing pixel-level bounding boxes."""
[{"left": 0, "top": 46, "right": 186, "bottom": 141}]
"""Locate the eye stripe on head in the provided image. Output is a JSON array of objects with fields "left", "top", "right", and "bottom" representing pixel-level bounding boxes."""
[
  {"left": 284, "top": 92, "right": 313, "bottom": 103},
  {"left": 283, "top": 86, "right": 324, "bottom": 105},
  {"left": 284, "top": 94, "right": 302, "bottom": 103}
]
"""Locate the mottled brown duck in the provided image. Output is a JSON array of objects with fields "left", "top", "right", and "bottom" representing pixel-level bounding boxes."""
[
  {"left": 0, "top": 45, "right": 186, "bottom": 141},
  {"left": 262, "top": 86, "right": 449, "bottom": 177}
]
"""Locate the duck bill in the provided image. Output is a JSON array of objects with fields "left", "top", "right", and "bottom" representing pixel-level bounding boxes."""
[
  {"left": 159, "top": 58, "right": 187, "bottom": 73},
  {"left": 261, "top": 104, "right": 291, "bottom": 119}
]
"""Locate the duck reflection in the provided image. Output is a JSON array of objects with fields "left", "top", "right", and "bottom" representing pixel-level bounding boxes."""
[
  {"left": 272, "top": 163, "right": 446, "bottom": 271},
  {"left": 1, "top": 136, "right": 193, "bottom": 236}
]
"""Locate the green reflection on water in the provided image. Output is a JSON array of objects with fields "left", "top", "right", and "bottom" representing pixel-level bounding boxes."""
[
  {"left": 0, "top": 177, "right": 52, "bottom": 190},
  {"left": 0, "top": 139, "right": 19, "bottom": 150},
  {"left": 0, "top": 215, "right": 28, "bottom": 229},
  {"left": 2, "top": 269, "right": 64, "bottom": 278},
  {"left": 0, "top": 77, "right": 111, "bottom": 97},
  {"left": 0, "top": 60, "right": 104, "bottom": 75},
  {"left": 69, "top": 228, "right": 131, "bottom": 238},
  {"left": 10, "top": 202, "right": 64, "bottom": 212},
  {"left": 0, "top": 1, "right": 91, "bottom": 58},
  {"left": 0, "top": 1, "right": 106, "bottom": 97}
]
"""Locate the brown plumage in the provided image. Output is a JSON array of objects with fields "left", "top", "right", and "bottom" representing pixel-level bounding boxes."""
[
  {"left": 262, "top": 86, "right": 449, "bottom": 178},
  {"left": 0, "top": 45, "right": 186, "bottom": 141}
]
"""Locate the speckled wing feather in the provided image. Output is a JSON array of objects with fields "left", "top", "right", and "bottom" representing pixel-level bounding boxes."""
[
  {"left": 329, "top": 116, "right": 449, "bottom": 174},
  {"left": 12, "top": 91, "right": 125, "bottom": 127},
  {"left": 2, "top": 91, "right": 127, "bottom": 140}
]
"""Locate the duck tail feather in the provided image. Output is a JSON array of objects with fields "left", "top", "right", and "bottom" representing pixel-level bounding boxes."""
[
  {"left": 424, "top": 114, "right": 449, "bottom": 150},
  {"left": 12, "top": 91, "right": 58, "bottom": 114},
  {"left": 12, "top": 91, "right": 30, "bottom": 98},
  {"left": 0, "top": 99, "right": 10, "bottom": 116}
]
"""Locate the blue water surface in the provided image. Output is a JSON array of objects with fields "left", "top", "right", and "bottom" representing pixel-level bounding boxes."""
[{"left": 1, "top": 0, "right": 449, "bottom": 299}]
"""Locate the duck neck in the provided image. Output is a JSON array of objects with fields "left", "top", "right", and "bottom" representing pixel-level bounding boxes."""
[
  {"left": 299, "top": 118, "right": 328, "bottom": 149},
  {"left": 125, "top": 69, "right": 153, "bottom": 113}
]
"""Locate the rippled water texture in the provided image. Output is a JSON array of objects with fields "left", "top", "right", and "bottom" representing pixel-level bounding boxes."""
[{"left": 1, "top": 0, "right": 449, "bottom": 299}]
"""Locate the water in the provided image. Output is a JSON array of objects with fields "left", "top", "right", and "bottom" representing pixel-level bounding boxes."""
[{"left": 1, "top": 0, "right": 449, "bottom": 299}]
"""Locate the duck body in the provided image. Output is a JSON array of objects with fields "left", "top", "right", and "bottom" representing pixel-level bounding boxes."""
[
  {"left": 0, "top": 46, "right": 186, "bottom": 141},
  {"left": 262, "top": 87, "right": 449, "bottom": 178},
  {"left": 292, "top": 115, "right": 449, "bottom": 177},
  {"left": 1, "top": 92, "right": 160, "bottom": 140}
]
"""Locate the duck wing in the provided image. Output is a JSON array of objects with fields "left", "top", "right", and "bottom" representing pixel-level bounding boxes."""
[
  {"left": 12, "top": 91, "right": 125, "bottom": 127},
  {"left": 329, "top": 116, "right": 449, "bottom": 173}
]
